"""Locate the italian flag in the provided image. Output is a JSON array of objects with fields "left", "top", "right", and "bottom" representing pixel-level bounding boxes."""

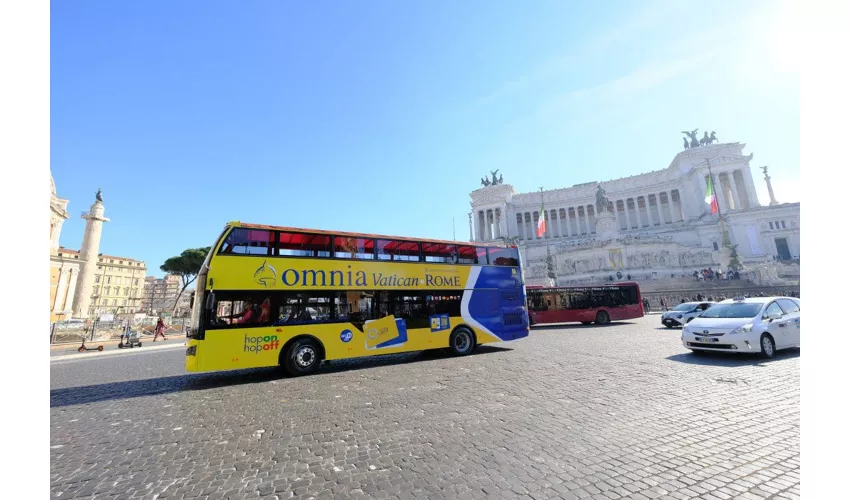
[
  {"left": 705, "top": 177, "right": 718, "bottom": 214},
  {"left": 537, "top": 202, "right": 547, "bottom": 237}
]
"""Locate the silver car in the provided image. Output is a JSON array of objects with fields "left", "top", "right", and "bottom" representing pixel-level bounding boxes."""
[{"left": 661, "top": 301, "right": 714, "bottom": 328}]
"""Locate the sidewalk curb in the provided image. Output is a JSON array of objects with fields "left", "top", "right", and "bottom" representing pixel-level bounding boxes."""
[{"left": 50, "top": 341, "right": 187, "bottom": 362}]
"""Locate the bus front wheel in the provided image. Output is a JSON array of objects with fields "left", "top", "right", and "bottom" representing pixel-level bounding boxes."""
[
  {"left": 282, "top": 338, "right": 322, "bottom": 376},
  {"left": 448, "top": 327, "right": 476, "bottom": 356}
]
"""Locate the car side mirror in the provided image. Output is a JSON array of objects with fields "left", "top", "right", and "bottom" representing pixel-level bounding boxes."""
[
  {"left": 205, "top": 292, "right": 216, "bottom": 311},
  {"left": 765, "top": 312, "right": 782, "bottom": 321}
]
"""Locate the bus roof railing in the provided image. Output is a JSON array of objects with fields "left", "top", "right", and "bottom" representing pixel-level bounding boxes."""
[{"left": 227, "top": 221, "right": 514, "bottom": 248}]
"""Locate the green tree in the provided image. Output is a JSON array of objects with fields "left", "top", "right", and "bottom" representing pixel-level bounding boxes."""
[{"left": 160, "top": 247, "right": 210, "bottom": 314}]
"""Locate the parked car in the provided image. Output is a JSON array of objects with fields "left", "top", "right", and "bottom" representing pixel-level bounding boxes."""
[
  {"left": 682, "top": 296, "right": 800, "bottom": 358},
  {"left": 661, "top": 301, "right": 714, "bottom": 328}
]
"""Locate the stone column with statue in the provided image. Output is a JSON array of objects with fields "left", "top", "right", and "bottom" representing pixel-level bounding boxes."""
[{"left": 72, "top": 189, "right": 110, "bottom": 319}]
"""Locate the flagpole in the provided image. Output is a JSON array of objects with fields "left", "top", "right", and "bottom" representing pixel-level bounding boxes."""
[{"left": 540, "top": 186, "right": 556, "bottom": 281}]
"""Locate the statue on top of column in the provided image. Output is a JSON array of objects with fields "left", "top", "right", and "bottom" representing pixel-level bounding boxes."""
[{"left": 95, "top": 188, "right": 103, "bottom": 203}]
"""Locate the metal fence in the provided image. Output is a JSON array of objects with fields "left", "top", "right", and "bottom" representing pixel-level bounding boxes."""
[{"left": 50, "top": 318, "right": 190, "bottom": 345}]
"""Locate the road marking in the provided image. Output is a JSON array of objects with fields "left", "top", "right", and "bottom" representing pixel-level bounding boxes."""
[{"left": 50, "top": 342, "right": 187, "bottom": 362}]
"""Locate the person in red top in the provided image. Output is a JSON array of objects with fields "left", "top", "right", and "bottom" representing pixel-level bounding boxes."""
[
  {"left": 153, "top": 318, "right": 167, "bottom": 341},
  {"left": 230, "top": 300, "right": 255, "bottom": 325},
  {"left": 257, "top": 298, "right": 271, "bottom": 324}
]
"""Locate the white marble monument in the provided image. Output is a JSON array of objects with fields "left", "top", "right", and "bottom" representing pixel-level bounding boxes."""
[{"left": 469, "top": 140, "right": 800, "bottom": 287}]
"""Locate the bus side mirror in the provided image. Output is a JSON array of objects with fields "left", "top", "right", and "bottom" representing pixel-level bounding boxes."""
[{"left": 205, "top": 292, "right": 216, "bottom": 311}]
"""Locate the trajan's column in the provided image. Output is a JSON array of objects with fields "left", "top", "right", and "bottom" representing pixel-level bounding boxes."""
[{"left": 72, "top": 190, "right": 109, "bottom": 319}]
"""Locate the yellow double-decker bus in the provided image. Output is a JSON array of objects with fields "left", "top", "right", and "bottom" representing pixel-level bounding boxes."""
[{"left": 186, "top": 222, "right": 529, "bottom": 375}]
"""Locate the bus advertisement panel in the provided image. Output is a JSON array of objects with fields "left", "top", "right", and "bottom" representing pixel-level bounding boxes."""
[
  {"left": 186, "top": 222, "right": 528, "bottom": 375},
  {"left": 526, "top": 282, "right": 644, "bottom": 326}
]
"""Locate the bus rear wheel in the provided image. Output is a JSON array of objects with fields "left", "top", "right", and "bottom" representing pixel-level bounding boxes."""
[
  {"left": 448, "top": 327, "right": 476, "bottom": 356},
  {"left": 595, "top": 311, "right": 610, "bottom": 325},
  {"left": 282, "top": 338, "right": 322, "bottom": 376}
]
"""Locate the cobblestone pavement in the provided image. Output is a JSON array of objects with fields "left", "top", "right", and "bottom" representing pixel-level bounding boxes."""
[{"left": 50, "top": 316, "right": 800, "bottom": 499}]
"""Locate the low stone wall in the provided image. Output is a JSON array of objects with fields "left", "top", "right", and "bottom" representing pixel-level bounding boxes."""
[{"left": 642, "top": 285, "right": 800, "bottom": 309}]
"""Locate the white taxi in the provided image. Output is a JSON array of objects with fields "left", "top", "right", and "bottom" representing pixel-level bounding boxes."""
[
  {"left": 682, "top": 296, "right": 800, "bottom": 358},
  {"left": 661, "top": 301, "right": 714, "bottom": 328}
]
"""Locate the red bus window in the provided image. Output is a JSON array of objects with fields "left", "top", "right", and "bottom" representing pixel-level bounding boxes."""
[
  {"left": 334, "top": 237, "right": 375, "bottom": 260},
  {"left": 219, "top": 228, "right": 274, "bottom": 256},
  {"left": 457, "top": 246, "right": 487, "bottom": 264},
  {"left": 279, "top": 232, "right": 332, "bottom": 258},
  {"left": 376, "top": 240, "right": 421, "bottom": 262},
  {"left": 422, "top": 243, "right": 457, "bottom": 263}
]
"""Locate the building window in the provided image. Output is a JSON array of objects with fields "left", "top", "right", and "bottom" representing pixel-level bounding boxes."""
[
  {"left": 134, "top": 279, "right": 139, "bottom": 286},
  {"left": 713, "top": 242, "right": 719, "bottom": 251},
  {"left": 769, "top": 222, "right": 774, "bottom": 230},
  {"left": 106, "top": 276, "right": 111, "bottom": 284},
  {"left": 781, "top": 220, "right": 786, "bottom": 229},
  {"left": 103, "top": 287, "right": 110, "bottom": 296},
  {"left": 119, "top": 261, "right": 123, "bottom": 264},
  {"left": 110, "top": 259, "right": 114, "bottom": 264},
  {"left": 95, "top": 276, "right": 101, "bottom": 283},
  {"left": 124, "top": 287, "right": 130, "bottom": 296},
  {"left": 93, "top": 286, "right": 100, "bottom": 295}
]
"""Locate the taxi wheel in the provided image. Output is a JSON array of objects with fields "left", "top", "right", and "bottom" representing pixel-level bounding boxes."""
[
  {"left": 665, "top": 324, "right": 673, "bottom": 329},
  {"left": 448, "top": 327, "right": 476, "bottom": 356},
  {"left": 283, "top": 338, "right": 322, "bottom": 376},
  {"left": 760, "top": 334, "right": 776, "bottom": 359}
]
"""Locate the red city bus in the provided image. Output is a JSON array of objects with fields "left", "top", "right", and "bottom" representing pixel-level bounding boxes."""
[{"left": 526, "top": 282, "right": 644, "bottom": 326}]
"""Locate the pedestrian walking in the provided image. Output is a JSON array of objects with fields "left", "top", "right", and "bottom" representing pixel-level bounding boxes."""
[{"left": 154, "top": 317, "right": 167, "bottom": 341}]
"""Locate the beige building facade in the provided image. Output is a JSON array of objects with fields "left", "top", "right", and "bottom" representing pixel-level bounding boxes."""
[
  {"left": 141, "top": 274, "right": 192, "bottom": 317},
  {"left": 49, "top": 173, "right": 148, "bottom": 321}
]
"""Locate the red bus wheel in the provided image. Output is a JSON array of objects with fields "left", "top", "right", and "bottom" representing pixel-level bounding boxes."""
[{"left": 595, "top": 311, "right": 610, "bottom": 325}]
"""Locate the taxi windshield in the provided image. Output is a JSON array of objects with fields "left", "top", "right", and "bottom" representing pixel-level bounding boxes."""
[
  {"left": 698, "top": 303, "right": 762, "bottom": 319},
  {"left": 672, "top": 303, "right": 695, "bottom": 312}
]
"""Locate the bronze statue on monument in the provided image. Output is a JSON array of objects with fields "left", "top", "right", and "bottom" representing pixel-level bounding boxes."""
[{"left": 595, "top": 184, "right": 610, "bottom": 214}]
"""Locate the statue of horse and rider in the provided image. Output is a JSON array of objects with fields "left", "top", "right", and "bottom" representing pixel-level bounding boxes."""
[
  {"left": 480, "top": 169, "right": 503, "bottom": 187},
  {"left": 681, "top": 129, "right": 717, "bottom": 149}
]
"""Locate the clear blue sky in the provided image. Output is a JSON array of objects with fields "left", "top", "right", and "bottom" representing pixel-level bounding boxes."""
[{"left": 51, "top": 0, "right": 799, "bottom": 277}]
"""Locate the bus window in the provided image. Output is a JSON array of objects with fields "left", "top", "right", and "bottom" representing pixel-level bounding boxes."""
[
  {"left": 488, "top": 247, "right": 519, "bottom": 266},
  {"left": 219, "top": 228, "right": 274, "bottom": 256},
  {"left": 422, "top": 243, "right": 457, "bottom": 263},
  {"left": 209, "top": 293, "right": 272, "bottom": 327},
  {"left": 457, "top": 245, "right": 487, "bottom": 264},
  {"left": 279, "top": 232, "right": 332, "bottom": 258},
  {"left": 334, "top": 237, "right": 375, "bottom": 260},
  {"left": 376, "top": 240, "right": 421, "bottom": 262},
  {"left": 276, "top": 293, "right": 331, "bottom": 325}
]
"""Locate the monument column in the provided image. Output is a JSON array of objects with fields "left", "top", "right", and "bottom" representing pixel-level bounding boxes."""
[
  {"left": 53, "top": 267, "right": 69, "bottom": 312},
  {"left": 728, "top": 173, "right": 742, "bottom": 210},
  {"left": 72, "top": 191, "right": 110, "bottom": 319},
  {"left": 761, "top": 166, "right": 778, "bottom": 205},
  {"left": 64, "top": 268, "right": 78, "bottom": 313},
  {"left": 468, "top": 212, "right": 474, "bottom": 242}
]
